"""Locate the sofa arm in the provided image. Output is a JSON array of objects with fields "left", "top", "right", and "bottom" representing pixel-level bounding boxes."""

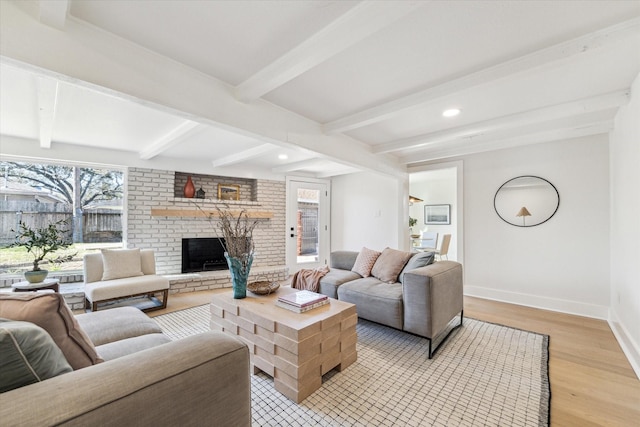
[
  {"left": 402, "top": 261, "right": 463, "bottom": 339},
  {"left": 0, "top": 332, "right": 251, "bottom": 427}
]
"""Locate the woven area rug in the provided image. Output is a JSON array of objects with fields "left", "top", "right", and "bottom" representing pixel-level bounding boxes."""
[{"left": 154, "top": 305, "right": 550, "bottom": 427}]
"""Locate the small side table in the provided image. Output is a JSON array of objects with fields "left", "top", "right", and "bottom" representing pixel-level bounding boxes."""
[{"left": 12, "top": 278, "right": 60, "bottom": 293}]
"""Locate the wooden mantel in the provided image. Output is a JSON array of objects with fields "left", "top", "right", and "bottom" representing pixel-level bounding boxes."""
[{"left": 150, "top": 208, "right": 273, "bottom": 219}]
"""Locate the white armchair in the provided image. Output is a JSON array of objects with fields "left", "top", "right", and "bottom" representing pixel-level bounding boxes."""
[{"left": 83, "top": 248, "right": 169, "bottom": 312}]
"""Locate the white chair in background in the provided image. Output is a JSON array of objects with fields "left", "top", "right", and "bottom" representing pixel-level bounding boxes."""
[
  {"left": 435, "top": 234, "right": 451, "bottom": 260},
  {"left": 416, "top": 231, "right": 438, "bottom": 251}
]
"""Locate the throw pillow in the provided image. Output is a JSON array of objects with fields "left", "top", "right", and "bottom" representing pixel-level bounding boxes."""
[
  {"left": 398, "top": 251, "right": 436, "bottom": 283},
  {"left": 101, "top": 248, "right": 144, "bottom": 281},
  {"left": 371, "top": 248, "right": 413, "bottom": 283},
  {"left": 0, "top": 319, "right": 73, "bottom": 392},
  {"left": 351, "top": 247, "right": 381, "bottom": 277},
  {"left": 0, "top": 293, "right": 103, "bottom": 370}
]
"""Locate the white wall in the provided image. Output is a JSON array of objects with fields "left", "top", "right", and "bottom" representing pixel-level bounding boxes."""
[
  {"left": 331, "top": 172, "right": 403, "bottom": 252},
  {"left": 409, "top": 168, "right": 458, "bottom": 260},
  {"left": 462, "top": 134, "right": 611, "bottom": 318},
  {"left": 609, "top": 73, "right": 640, "bottom": 377}
]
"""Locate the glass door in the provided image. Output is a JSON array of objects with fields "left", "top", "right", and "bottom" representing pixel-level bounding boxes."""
[{"left": 286, "top": 178, "right": 330, "bottom": 274}]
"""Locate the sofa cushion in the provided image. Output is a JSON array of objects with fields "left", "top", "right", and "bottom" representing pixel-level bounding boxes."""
[
  {"left": 0, "top": 293, "right": 103, "bottom": 370},
  {"left": 338, "top": 278, "right": 404, "bottom": 330},
  {"left": 319, "top": 269, "right": 362, "bottom": 299},
  {"left": 75, "top": 306, "right": 164, "bottom": 346},
  {"left": 399, "top": 251, "right": 436, "bottom": 284},
  {"left": 351, "top": 247, "right": 381, "bottom": 277},
  {"left": 371, "top": 248, "right": 413, "bottom": 284},
  {"left": 95, "top": 333, "right": 171, "bottom": 361},
  {"left": 0, "top": 319, "right": 73, "bottom": 392},
  {"left": 84, "top": 274, "right": 170, "bottom": 304},
  {"left": 101, "top": 248, "right": 144, "bottom": 281}
]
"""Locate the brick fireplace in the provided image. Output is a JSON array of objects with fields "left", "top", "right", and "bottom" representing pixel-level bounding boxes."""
[{"left": 126, "top": 168, "right": 288, "bottom": 291}]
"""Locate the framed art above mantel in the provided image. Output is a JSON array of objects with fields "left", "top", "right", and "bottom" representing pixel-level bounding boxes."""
[{"left": 218, "top": 184, "right": 240, "bottom": 201}]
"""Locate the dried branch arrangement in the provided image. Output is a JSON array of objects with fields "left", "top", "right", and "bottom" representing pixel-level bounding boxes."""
[
  {"left": 214, "top": 206, "right": 259, "bottom": 259},
  {"left": 190, "top": 201, "right": 259, "bottom": 263}
]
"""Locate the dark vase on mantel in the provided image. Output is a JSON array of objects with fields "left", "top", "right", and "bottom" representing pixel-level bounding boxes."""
[{"left": 183, "top": 176, "right": 196, "bottom": 198}]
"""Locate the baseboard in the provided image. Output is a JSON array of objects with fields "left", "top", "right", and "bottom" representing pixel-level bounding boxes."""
[
  {"left": 608, "top": 310, "right": 640, "bottom": 380},
  {"left": 464, "top": 286, "right": 609, "bottom": 319}
]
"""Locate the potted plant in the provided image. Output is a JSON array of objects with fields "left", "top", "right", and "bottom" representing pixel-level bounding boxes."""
[
  {"left": 10, "top": 219, "right": 72, "bottom": 283},
  {"left": 409, "top": 216, "right": 418, "bottom": 233}
]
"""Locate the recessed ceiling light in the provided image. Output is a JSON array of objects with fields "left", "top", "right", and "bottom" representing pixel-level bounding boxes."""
[
  {"left": 442, "top": 108, "right": 461, "bottom": 118},
  {"left": 278, "top": 154, "right": 288, "bottom": 160}
]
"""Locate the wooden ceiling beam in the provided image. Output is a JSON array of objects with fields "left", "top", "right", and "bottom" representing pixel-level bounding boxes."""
[
  {"left": 401, "top": 120, "right": 614, "bottom": 164},
  {"left": 139, "top": 121, "right": 203, "bottom": 160},
  {"left": 271, "top": 158, "right": 326, "bottom": 173},
  {"left": 374, "top": 90, "right": 630, "bottom": 154},
  {"left": 324, "top": 18, "right": 640, "bottom": 134},
  {"left": 234, "top": 1, "right": 422, "bottom": 102},
  {"left": 35, "top": 77, "right": 59, "bottom": 149},
  {"left": 211, "top": 144, "right": 273, "bottom": 168},
  {"left": 38, "top": 0, "right": 69, "bottom": 29},
  {"left": 315, "top": 167, "right": 361, "bottom": 178},
  {"left": 0, "top": 1, "right": 406, "bottom": 179}
]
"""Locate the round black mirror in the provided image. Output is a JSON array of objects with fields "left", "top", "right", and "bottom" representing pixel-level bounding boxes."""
[{"left": 494, "top": 176, "right": 559, "bottom": 227}]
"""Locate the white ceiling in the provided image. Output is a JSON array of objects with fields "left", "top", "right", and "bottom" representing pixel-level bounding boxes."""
[{"left": 1, "top": 0, "right": 639, "bottom": 178}]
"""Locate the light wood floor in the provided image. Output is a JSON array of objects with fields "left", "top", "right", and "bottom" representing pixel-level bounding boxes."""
[{"left": 149, "top": 291, "right": 640, "bottom": 427}]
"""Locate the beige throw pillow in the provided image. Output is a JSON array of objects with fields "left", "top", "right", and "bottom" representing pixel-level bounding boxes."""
[
  {"left": 0, "top": 293, "right": 103, "bottom": 370},
  {"left": 371, "top": 247, "right": 413, "bottom": 284},
  {"left": 101, "top": 248, "right": 144, "bottom": 281},
  {"left": 351, "top": 247, "right": 381, "bottom": 277}
]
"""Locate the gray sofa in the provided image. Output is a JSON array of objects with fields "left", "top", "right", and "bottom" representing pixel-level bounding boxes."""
[
  {"left": 320, "top": 250, "right": 464, "bottom": 358},
  {"left": 0, "top": 297, "right": 251, "bottom": 427}
]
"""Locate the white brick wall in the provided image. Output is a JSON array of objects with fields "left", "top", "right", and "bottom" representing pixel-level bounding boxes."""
[{"left": 127, "top": 168, "right": 286, "bottom": 275}]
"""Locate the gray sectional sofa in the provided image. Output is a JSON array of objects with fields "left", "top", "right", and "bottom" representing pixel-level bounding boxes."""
[
  {"left": 0, "top": 293, "right": 251, "bottom": 426},
  {"left": 319, "top": 250, "right": 464, "bottom": 358}
]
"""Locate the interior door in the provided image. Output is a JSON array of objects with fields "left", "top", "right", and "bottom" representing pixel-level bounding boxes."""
[{"left": 286, "top": 178, "right": 330, "bottom": 274}]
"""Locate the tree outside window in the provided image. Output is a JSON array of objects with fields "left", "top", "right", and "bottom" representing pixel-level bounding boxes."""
[{"left": 1, "top": 160, "right": 124, "bottom": 275}]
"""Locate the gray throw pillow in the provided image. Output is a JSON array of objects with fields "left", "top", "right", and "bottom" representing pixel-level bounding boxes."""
[
  {"left": 0, "top": 292, "right": 103, "bottom": 370},
  {"left": 398, "top": 251, "right": 436, "bottom": 283},
  {"left": 0, "top": 319, "right": 73, "bottom": 393}
]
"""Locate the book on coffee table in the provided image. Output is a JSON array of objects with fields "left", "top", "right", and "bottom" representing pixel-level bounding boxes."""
[
  {"left": 276, "top": 298, "right": 329, "bottom": 313},
  {"left": 277, "top": 290, "right": 327, "bottom": 308}
]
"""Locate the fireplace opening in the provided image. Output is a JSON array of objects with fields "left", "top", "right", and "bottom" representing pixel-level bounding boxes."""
[{"left": 182, "top": 238, "right": 227, "bottom": 273}]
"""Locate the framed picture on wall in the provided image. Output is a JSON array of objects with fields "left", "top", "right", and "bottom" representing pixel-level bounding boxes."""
[
  {"left": 218, "top": 184, "right": 240, "bottom": 201},
  {"left": 424, "top": 204, "right": 451, "bottom": 225}
]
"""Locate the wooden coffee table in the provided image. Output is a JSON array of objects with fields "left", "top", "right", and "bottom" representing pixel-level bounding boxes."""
[{"left": 210, "top": 287, "right": 357, "bottom": 403}]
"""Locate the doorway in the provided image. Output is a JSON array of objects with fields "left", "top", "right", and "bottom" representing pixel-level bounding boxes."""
[
  {"left": 286, "top": 177, "right": 330, "bottom": 274},
  {"left": 408, "top": 161, "right": 463, "bottom": 264}
]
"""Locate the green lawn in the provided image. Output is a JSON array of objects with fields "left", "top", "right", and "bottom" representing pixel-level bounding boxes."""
[{"left": 0, "top": 242, "right": 122, "bottom": 275}]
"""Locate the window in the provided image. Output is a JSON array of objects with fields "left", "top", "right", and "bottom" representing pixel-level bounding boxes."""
[{"left": 0, "top": 160, "right": 124, "bottom": 276}]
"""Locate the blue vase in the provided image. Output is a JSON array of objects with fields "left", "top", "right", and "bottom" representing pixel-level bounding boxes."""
[{"left": 224, "top": 252, "right": 253, "bottom": 299}]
